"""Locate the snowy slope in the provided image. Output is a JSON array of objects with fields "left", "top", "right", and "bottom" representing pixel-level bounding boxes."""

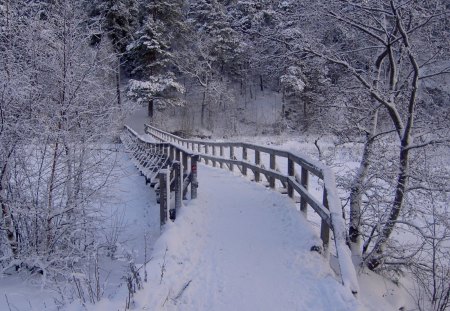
[
  {"left": 129, "top": 165, "right": 360, "bottom": 311},
  {"left": 0, "top": 149, "right": 160, "bottom": 311}
]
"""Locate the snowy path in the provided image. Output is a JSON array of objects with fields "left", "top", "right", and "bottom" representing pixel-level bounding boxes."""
[{"left": 133, "top": 164, "right": 359, "bottom": 311}]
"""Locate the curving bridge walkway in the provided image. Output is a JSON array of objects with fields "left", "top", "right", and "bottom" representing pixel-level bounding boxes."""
[
  {"left": 132, "top": 163, "right": 359, "bottom": 311},
  {"left": 122, "top": 109, "right": 360, "bottom": 310}
]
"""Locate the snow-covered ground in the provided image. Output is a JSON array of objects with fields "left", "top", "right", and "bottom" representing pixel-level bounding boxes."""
[
  {"left": 129, "top": 164, "right": 359, "bottom": 311},
  {"left": 0, "top": 107, "right": 414, "bottom": 310},
  {"left": 0, "top": 149, "right": 160, "bottom": 311},
  {"left": 89, "top": 162, "right": 410, "bottom": 311}
]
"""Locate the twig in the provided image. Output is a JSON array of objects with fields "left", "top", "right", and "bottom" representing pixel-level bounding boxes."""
[
  {"left": 314, "top": 137, "right": 323, "bottom": 161},
  {"left": 4, "top": 294, "right": 12, "bottom": 311},
  {"left": 173, "top": 280, "right": 192, "bottom": 302},
  {"left": 160, "top": 247, "right": 168, "bottom": 284}
]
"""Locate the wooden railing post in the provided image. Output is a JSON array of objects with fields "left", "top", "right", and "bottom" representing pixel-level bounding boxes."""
[
  {"left": 172, "top": 162, "right": 182, "bottom": 221},
  {"left": 229, "top": 146, "right": 234, "bottom": 171},
  {"left": 191, "top": 155, "right": 199, "bottom": 199},
  {"left": 255, "top": 149, "right": 261, "bottom": 182},
  {"left": 170, "top": 145, "right": 175, "bottom": 161},
  {"left": 212, "top": 146, "right": 216, "bottom": 167},
  {"left": 321, "top": 189, "right": 330, "bottom": 258},
  {"left": 182, "top": 152, "right": 188, "bottom": 175},
  {"left": 183, "top": 156, "right": 191, "bottom": 200},
  {"left": 220, "top": 146, "right": 224, "bottom": 168},
  {"left": 288, "top": 158, "right": 295, "bottom": 198},
  {"left": 205, "top": 145, "right": 209, "bottom": 165},
  {"left": 269, "top": 153, "right": 276, "bottom": 188},
  {"left": 300, "top": 167, "right": 309, "bottom": 215},
  {"left": 242, "top": 146, "right": 247, "bottom": 176},
  {"left": 159, "top": 169, "right": 170, "bottom": 228}
]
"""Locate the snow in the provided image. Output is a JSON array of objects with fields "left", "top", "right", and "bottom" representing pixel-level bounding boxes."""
[
  {"left": 126, "top": 164, "right": 360, "bottom": 311},
  {"left": 0, "top": 149, "right": 160, "bottom": 311},
  {"left": 0, "top": 106, "right": 414, "bottom": 310}
]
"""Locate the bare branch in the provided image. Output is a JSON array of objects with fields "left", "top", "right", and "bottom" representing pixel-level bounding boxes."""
[
  {"left": 419, "top": 68, "right": 450, "bottom": 80},
  {"left": 405, "top": 139, "right": 450, "bottom": 151},
  {"left": 326, "top": 11, "right": 388, "bottom": 45},
  {"left": 304, "top": 47, "right": 405, "bottom": 137}
]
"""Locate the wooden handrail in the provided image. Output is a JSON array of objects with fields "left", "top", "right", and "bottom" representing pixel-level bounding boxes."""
[
  {"left": 144, "top": 123, "right": 359, "bottom": 295},
  {"left": 123, "top": 125, "right": 199, "bottom": 200}
]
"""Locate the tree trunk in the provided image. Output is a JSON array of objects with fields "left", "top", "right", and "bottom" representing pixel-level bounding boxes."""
[
  {"left": 201, "top": 91, "right": 206, "bottom": 128},
  {"left": 116, "top": 55, "right": 122, "bottom": 109},
  {"left": 349, "top": 109, "right": 379, "bottom": 262},
  {"left": 148, "top": 99, "right": 154, "bottom": 118},
  {"left": 367, "top": 142, "right": 410, "bottom": 270},
  {"left": 366, "top": 14, "right": 420, "bottom": 268},
  {"left": 303, "top": 101, "right": 309, "bottom": 131},
  {"left": 0, "top": 154, "right": 19, "bottom": 259},
  {"left": 46, "top": 141, "right": 59, "bottom": 252}
]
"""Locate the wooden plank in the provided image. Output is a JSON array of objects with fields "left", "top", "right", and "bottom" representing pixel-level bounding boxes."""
[
  {"left": 212, "top": 145, "right": 216, "bottom": 167},
  {"left": 269, "top": 154, "right": 276, "bottom": 188},
  {"left": 288, "top": 153, "right": 323, "bottom": 178},
  {"left": 242, "top": 143, "right": 290, "bottom": 158},
  {"left": 301, "top": 167, "right": 309, "bottom": 214},
  {"left": 288, "top": 159, "right": 294, "bottom": 198},
  {"left": 201, "top": 154, "right": 241, "bottom": 167},
  {"left": 182, "top": 152, "right": 188, "bottom": 173},
  {"left": 288, "top": 177, "right": 331, "bottom": 227},
  {"left": 321, "top": 189, "right": 330, "bottom": 257},
  {"left": 242, "top": 146, "right": 247, "bottom": 176},
  {"left": 255, "top": 149, "right": 261, "bottom": 182},
  {"left": 229, "top": 146, "right": 234, "bottom": 171}
]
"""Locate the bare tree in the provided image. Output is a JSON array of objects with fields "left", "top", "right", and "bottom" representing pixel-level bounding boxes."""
[
  {"left": 0, "top": 0, "right": 122, "bottom": 279},
  {"left": 304, "top": 0, "right": 449, "bottom": 269}
]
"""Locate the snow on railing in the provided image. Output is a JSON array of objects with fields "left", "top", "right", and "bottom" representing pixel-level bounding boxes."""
[
  {"left": 121, "top": 126, "right": 199, "bottom": 225},
  {"left": 144, "top": 124, "right": 359, "bottom": 295}
]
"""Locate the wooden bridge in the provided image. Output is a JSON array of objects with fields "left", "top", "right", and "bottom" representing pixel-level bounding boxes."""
[{"left": 120, "top": 124, "right": 359, "bottom": 296}]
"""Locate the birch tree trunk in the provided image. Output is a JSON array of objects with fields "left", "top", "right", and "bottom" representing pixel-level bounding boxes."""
[
  {"left": 349, "top": 109, "right": 378, "bottom": 261},
  {"left": 365, "top": 1, "right": 421, "bottom": 268}
]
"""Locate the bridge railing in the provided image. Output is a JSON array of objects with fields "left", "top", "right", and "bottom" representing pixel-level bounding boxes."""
[
  {"left": 144, "top": 124, "right": 359, "bottom": 295},
  {"left": 122, "top": 126, "right": 199, "bottom": 225}
]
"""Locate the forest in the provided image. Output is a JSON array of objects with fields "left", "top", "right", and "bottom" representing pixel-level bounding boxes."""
[{"left": 0, "top": 1, "right": 449, "bottom": 310}]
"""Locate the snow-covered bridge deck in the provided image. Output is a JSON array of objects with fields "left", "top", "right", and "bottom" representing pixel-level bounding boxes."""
[{"left": 132, "top": 164, "right": 358, "bottom": 311}]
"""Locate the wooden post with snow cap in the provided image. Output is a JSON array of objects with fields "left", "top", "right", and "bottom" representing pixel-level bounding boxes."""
[
  {"left": 191, "top": 155, "right": 199, "bottom": 199},
  {"left": 321, "top": 188, "right": 330, "bottom": 257},
  {"left": 300, "top": 167, "right": 309, "bottom": 215},
  {"left": 171, "top": 162, "right": 182, "bottom": 221},
  {"left": 182, "top": 152, "right": 188, "bottom": 175},
  {"left": 269, "top": 153, "right": 276, "bottom": 188},
  {"left": 255, "top": 149, "right": 261, "bottom": 182},
  {"left": 242, "top": 146, "right": 247, "bottom": 176},
  {"left": 229, "top": 146, "right": 234, "bottom": 171},
  {"left": 159, "top": 168, "right": 170, "bottom": 227},
  {"left": 287, "top": 158, "right": 295, "bottom": 198}
]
